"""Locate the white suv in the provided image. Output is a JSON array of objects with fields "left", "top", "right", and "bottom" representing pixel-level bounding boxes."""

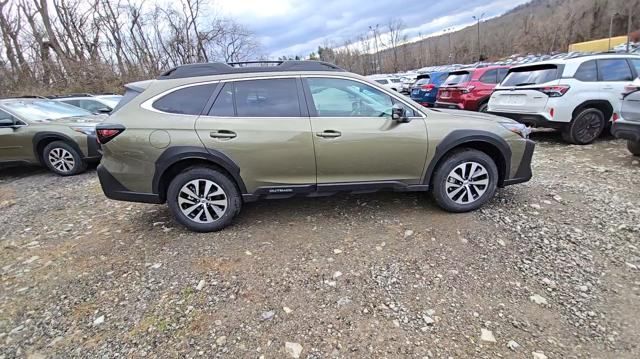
[
  {"left": 367, "top": 75, "right": 403, "bottom": 92},
  {"left": 489, "top": 54, "right": 640, "bottom": 144}
]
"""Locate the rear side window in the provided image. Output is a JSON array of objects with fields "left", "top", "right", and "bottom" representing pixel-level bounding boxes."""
[
  {"left": 234, "top": 78, "right": 301, "bottom": 117},
  {"left": 501, "top": 65, "right": 559, "bottom": 86},
  {"left": 208, "top": 83, "right": 234, "bottom": 116},
  {"left": 479, "top": 69, "right": 498, "bottom": 84},
  {"left": 598, "top": 59, "right": 633, "bottom": 81},
  {"left": 443, "top": 72, "right": 470, "bottom": 86},
  {"left": 153, "top": 84, "right": 216, "bottom": 115},
  {"left": 574, "top": 60, "right": 598, "bottom": 81}
]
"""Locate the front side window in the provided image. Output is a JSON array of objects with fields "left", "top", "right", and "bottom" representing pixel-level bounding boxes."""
[
  {"left": 307, "top": 77, "right": 415, "bottom": 117},
  {"left": 629, "top": 59, "right": 640, "bottom": 76},
  {"left": 234, "top": 78, "right": 301, "bottom": 117},
  {"left": 574, "top": 60, "right": 598, "bottom": 82},
  {"left": 598, "top": 59, "right": 633, "bottom": 82},
  {"left": 153, "top": 83, "right": 216, "bottom": 115}
]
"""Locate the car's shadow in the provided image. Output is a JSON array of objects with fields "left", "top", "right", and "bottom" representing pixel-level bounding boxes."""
[
  {"left": 528, "top": 128, "right": 616, "bottom": 145},
  {"left": 0, "top": 164, "right": 48, "bottom": 181}
]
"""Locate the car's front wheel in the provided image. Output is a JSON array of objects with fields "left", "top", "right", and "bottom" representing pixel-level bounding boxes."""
[
  {"left": 431, "top": 149, "right": 498, "bottom": 213},
  {"left": 43, "top": 141, "right": 87, "bottom": 176},
  {"left": 167, "top": 168, "right": 242, "bottom": 232},
  {"left": 628, "top": 140, "right": 640, "bottom": 156}
]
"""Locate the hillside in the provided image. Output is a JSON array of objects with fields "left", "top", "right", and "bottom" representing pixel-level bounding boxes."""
[{"left": 320, "top": 0, "right": 640, "bottom": 74}]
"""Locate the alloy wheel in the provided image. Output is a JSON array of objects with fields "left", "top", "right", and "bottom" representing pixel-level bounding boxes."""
[
  {"left": 575, "top": 112, "right": 602, "bottom": 143},
  {"left": 178, "top": 179, "right": 228, "bottom": 223},
  {"left": 445, "top": 161, "right": 490, "bottom": 204},
  {"left": 48, "top": 148, "right": 75, "bottom": 173}
]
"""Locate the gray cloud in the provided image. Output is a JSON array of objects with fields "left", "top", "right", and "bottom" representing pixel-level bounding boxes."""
[{"left": 228, "top": 0, "right": 530, "bottom": 57}]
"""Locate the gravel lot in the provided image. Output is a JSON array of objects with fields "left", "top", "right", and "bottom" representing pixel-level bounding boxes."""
[{"left": 1, "top": 132, "right": 639, "bottom": 359}]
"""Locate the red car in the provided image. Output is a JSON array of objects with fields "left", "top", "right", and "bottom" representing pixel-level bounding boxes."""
[{"left": 435, "top": 66, "right": 510, "bottom": 112}]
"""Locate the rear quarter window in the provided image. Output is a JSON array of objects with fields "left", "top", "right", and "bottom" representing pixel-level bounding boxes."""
[
  {"left": 153, "top": 84, "right": 216, "bottom": 115},
  {"left": 574, "top": 60, "right": 598, "bottom": 81}
]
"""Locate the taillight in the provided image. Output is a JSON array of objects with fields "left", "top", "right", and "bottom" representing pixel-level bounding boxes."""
[
  {"left": 536, "top": 85, "right": 570, "bottom": 97},
  {"left": 549, "top": 108, "right": 555, "bottom": 118},
  {"left": 461, "top": 86, "right": 476, "bottom": 94},
  {"left": 96, "top": 124, "right": 125, "bottom": 144},
  {"left": 421, "top": 84, "right": 435, "bottom": 92}
]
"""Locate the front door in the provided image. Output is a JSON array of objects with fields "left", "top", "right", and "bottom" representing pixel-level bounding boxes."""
[
  {"left": 195, "top": 77, "right": 316, "bottom": 193},
  {"left": 0, "top": 109, "right": 30, "bottom": 162},
  {"left": 303, "top": 77, "right": 429, "bottom": 185}
]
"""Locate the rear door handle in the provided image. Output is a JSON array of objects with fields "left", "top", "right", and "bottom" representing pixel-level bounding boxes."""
[
  {"left": 602, "top": 86, "right": 614, "bottom": 90},
  {"left": 316, "top": 130, "right": 342, "bottom": 138},
  {"left": 210, "top": 130, "right": 237, "bottom": 139}
]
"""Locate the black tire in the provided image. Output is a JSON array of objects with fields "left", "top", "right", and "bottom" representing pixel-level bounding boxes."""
[
  {"left": 563, "top": 108, "right": 605, "bottom": 145},
  {"left": 431, "top": 149, "right": 499, "bottom": 213},
  {"left": 628, "top": 140, "right": 640, "bottom": 156},
  {"left": 166, "top": 167, "right": 241, "bottom": 232},
  {"left": 478, "top": 103, "right": 488, "bottom": 113},
  {"left": 42, "top": 141, "right": 87, "bottom": 176}
]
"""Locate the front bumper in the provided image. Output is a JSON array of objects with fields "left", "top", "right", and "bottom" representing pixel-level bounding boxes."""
[
  {"left": 86, "top": 134, "right": 101, "bottom": 159},
  {"left": 611, "top": 121, "right": 640, "bottom": 142},
  {"left": 503, "top": 139, "right": 535, "bottom": 186},
  {"left": 97, "top": 164, "right": 162, "bottom": 204}
]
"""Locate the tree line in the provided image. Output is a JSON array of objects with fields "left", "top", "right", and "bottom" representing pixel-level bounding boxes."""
[{"left": 0, "top": 0, "right": 260, "bottom": 96}]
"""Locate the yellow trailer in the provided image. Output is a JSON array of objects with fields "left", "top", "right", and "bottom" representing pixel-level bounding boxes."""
[{"left": 569, "top": 36, "right": 629, "bottom": 52}]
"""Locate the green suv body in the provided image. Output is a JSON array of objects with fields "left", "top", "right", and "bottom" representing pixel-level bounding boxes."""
[
  {"left": 0, "top": 99, "right": 104, "bottom": 175},
  {"left": 97, "top": 61, "right": 535, "bottom": 232}
]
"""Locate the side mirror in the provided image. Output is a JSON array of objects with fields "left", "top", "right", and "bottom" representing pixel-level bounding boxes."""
[
  {"left": 96, "top": 107, "right": 112, "bottom": 114},
  {"left": 391, "top": 105, "right": 409, "bottom": 123}
]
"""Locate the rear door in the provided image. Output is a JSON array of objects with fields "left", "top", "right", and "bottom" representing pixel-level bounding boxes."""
[
  {"left": 195, "top": 77, "right": 316, "bottom": 192},
  {"left": 489, "top": 64, "right": 560, "bottom": 113},
  {"left": 303, "top": 76, "right": 428, "bottom": 185}
]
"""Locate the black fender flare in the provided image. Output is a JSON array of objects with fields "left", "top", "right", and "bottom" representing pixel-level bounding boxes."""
[
  {"left": 422, "top": 130, "right": 512, "bottom": 187},
  {"left": 32, "top": 132, "right": 84, "bottom": 164},
  {"left": 152, "top": 146, "right": 248, "bottom": 196}
]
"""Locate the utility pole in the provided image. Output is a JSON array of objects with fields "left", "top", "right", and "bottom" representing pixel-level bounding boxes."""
[
  {"left": 626, "top": 6, "right": 632, "bottom": 53},
  {"left": 472, "top": 13, "right": 485, "bottom": 62},
  {"left": 369, "top": 24, "right": 381, "bottom": 72}
]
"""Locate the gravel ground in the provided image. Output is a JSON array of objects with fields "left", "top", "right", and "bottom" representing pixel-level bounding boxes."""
[{"left": 1, "top": 132, "right": 639, "bottom": 359}]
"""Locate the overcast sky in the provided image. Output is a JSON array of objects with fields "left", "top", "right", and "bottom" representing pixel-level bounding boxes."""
[{"left": 215, "top": 0, "right": 531, "bottom": 57}]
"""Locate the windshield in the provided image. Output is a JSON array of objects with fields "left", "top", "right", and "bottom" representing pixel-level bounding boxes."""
[
  {"left": 501, "top": 65, "right": 559, "bottom": 86},
  {"left": 3, "top": 100, "right": 92, "bottom": 122},
  {"left": 443, "top": 72, "right": 471, "bottom": 86},
  {"left": 98, "top": 95, "right": 122, "bottom": 108}
]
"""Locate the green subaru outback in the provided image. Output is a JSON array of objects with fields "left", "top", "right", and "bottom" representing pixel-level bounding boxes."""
[
  {"left": 0, "top": 98, "right": 103, "bottom": 175},
  {"left": 96, "top": 61, "right": 535, "bottom": 232}
]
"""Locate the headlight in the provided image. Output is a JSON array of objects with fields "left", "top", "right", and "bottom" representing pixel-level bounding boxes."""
[
  {"left": 499, "top": 122, "right": 531, "bottom": 139},
  {"left": 71, "top": 126, "right": 96, "bottom": 136}
]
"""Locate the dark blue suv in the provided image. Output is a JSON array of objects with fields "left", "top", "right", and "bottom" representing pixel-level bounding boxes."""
[{"left": 410, "top": 71, "right": 449, "bottom": 107}]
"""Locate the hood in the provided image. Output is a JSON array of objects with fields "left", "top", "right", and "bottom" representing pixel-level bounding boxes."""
[
  {"left": 47, "top": 114, "right": 108, "bottom": 126},
  {"left": 429, "top": 108, "right": 517, "bottom": 124}
]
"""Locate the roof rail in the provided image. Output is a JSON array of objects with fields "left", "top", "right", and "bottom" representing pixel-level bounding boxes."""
[
  {"left": 0, "top": 95, "right": 48, "bottom": 100},
  {"left": 46, "top": 93, "right": 94, "bottom": 99},
  {"left": 158, "top": 60, "right": 345, "bottom": 80}
]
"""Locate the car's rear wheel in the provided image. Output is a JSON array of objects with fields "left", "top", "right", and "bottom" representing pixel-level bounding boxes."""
[
  {"left": 431, "top": 149, "right": 498, "bottom": 213},
  {"left": 563, "top": 108, "right": 605, "bottom": 145},
  {"left": 628, "top": 140, "right": 640, "bottom": 156},
  {"left": 167, "top": 168, "right": 241, "bottom": 232},
  {"left": 43, "top": 141, "right": 87, "bottom": 176}
]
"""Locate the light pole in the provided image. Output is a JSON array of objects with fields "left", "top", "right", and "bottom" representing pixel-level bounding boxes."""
[
  {"left": 443, "top": 27, "right": 454, "bottom": 64},
  {"left": 609, "top": 12, "right": 619, "bottom": 51},
  {"left": 626, "top": 6, "right": 632, "bottom": 53},
  {"left": 472, "top": 13, "right": 485, "bottom": 62}
]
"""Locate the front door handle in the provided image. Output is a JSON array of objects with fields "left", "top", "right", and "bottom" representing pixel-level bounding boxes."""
[
  {"left": 316, "top": 130, "right": 342, "bottom": 138},
  {"left": 210, "top": 130, "right": 237, "bottom": 139}
]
